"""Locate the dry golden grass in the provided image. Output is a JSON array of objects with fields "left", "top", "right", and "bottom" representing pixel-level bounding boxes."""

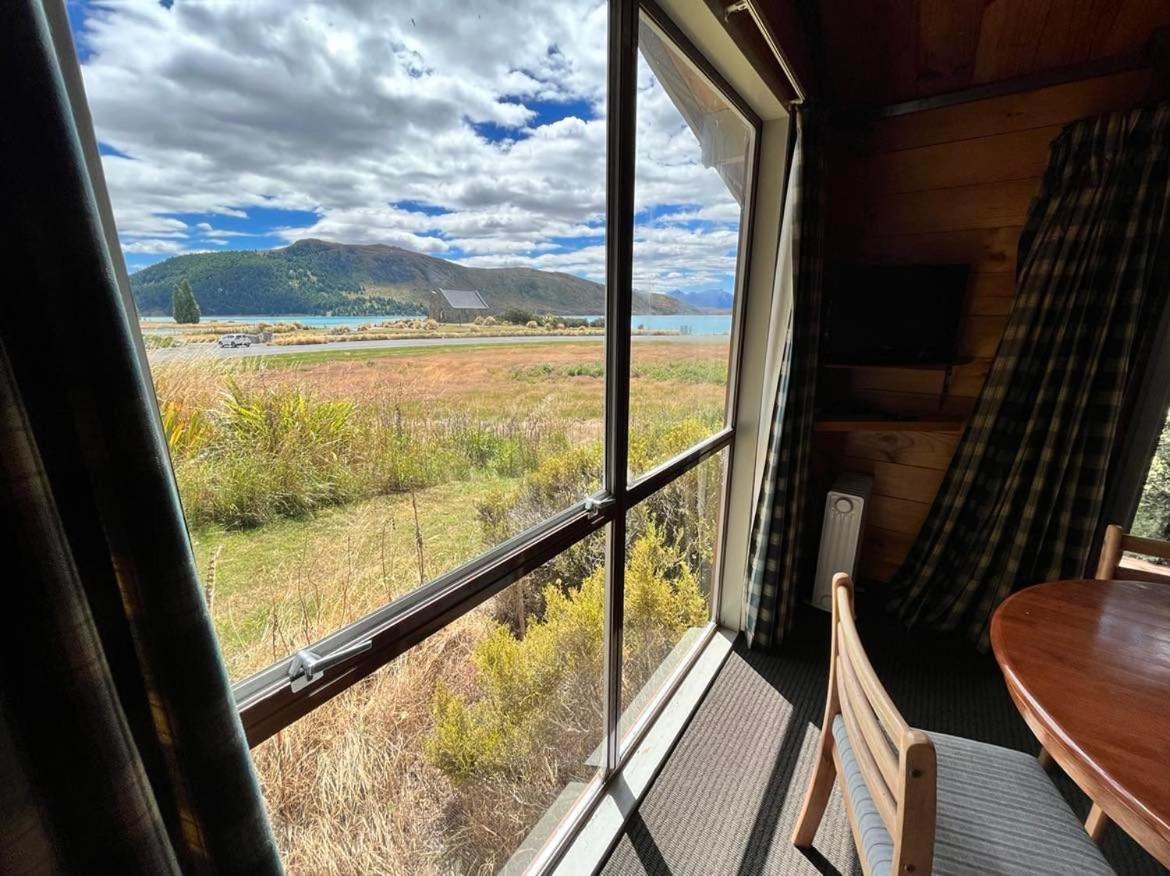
[{"left": 254, "top": 614, "right": 492, "bottom": 875}]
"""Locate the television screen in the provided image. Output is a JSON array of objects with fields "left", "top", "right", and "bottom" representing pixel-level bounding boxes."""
[{"left": 822, "top": 263, "right": 970, "bottom": 365}]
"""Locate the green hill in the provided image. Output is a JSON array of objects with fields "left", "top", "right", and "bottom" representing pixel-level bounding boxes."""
[{"left": 129, "top": 239, "right": 694, "bottom": 317}]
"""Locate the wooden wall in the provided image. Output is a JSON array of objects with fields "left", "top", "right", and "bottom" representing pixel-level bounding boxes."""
[{"left": 819, "top": 68, "right": 1153, "bottom": 583}]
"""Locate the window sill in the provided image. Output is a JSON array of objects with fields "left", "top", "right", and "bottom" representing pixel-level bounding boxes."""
[{"left": 551, "top": 627, "right": 737, "bottom": 874}]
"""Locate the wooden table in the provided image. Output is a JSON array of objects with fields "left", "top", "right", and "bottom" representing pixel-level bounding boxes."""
[{"left": 991, "top": 579, "right": 1170, "bottom": 867}]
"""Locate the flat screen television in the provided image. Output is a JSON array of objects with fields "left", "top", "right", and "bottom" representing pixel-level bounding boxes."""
[{"left": 822, "top": 263, "right": 970, "bottom": 365}]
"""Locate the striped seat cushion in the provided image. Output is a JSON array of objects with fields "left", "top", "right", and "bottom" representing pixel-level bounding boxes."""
[
  {"left": 832, "top": 717, "right": 1114, "bottom": 875},
  {"left": 832, "top": 716, "right": 895, "bottom": 875}
]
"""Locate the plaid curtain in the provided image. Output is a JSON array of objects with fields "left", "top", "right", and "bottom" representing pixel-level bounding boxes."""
[
  {"left": 745, "top": 110, "right": 826, "bottom": 649},
  {"left": 0, "top": 2, "right": 279, "bottom": 872},
  {"left": 891, "top": 104, "right": 1170, "bottom": 644}
]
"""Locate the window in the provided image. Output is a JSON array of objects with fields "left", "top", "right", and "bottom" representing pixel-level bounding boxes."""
[
  {"left": 1129, "top": 406, "right": 1170, "bottom": 555},
  {"left": 254, "top": 535, "right": 607, "bottom": 872},
  {"left": 67, "top": 0, "right": 762, "bottom": 868},
  {"left": 630, "top": 16, "right": 753, "bottom": 476}
]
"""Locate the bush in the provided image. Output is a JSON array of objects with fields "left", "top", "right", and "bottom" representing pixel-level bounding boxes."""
[
  {"left": 174, "top": 380, "right": 364, "bottom": 527},
  {"left": 501, "top": 308, "right": 535, "bottom": 325},
  {"left": 426, "top": 521, "right": 705, "bottom": 793},
  {"left": 1134, "top": 413, "right": 1170, "bottom": 542}
]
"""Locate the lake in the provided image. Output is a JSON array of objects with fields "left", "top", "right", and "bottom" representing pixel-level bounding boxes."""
[{"left": 141, "top": 313, "right": 733, "bottom": 336}]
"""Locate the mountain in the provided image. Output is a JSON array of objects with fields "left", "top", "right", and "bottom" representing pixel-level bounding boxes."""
[
  {"left": 129, "top": 239, "right": 697, "bottom": 317},
  {"left": 669, "top": 289, "right": 734, "bottom": 312}
]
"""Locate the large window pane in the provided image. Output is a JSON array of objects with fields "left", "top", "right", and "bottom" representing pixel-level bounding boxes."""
[
  {"left": 619, "top": 450, "right": 726, "bottom": 743},
  {"left": 253, "top": 531, "right": 606, "bottom": 871},
  {"left": 629, "top": 17, "right": 753, "bottom": 476},
  {"left": 70, "top": 0, "right": 611, "bottom": 679}
]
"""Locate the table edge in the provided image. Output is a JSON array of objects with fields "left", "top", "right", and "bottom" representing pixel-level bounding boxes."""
[{"left": 990, "top": 580, "right": 1170, "bottom": 868}]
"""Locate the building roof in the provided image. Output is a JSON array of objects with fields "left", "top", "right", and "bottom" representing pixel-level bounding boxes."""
[{"left": 435, "top": 288, "right": 489, "bottom": 309}]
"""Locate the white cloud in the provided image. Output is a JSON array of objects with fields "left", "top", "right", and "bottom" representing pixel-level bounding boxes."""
[{"left": 75, "top": 0, "right": 748, "bottom": 293}]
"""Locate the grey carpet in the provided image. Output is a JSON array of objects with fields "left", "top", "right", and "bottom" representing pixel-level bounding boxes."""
[{"left": 601, "top": 607, "right": 1168, "bottom": 875}]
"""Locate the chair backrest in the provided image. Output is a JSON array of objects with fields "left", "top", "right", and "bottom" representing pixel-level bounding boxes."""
[
  {"left": 1096, "top": 524, "right": 1170, "bottom": 584},
  {"left": 827, "top": 573, "right": 936, "bottom": 875}
]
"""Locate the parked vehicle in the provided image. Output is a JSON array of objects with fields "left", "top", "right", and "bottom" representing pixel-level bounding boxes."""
[{"left": 217, "top": 333, "right": 253, "bottom": 348}]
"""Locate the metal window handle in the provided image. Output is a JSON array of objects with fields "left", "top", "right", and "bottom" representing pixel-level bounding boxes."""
[
  {"left": 584, "top": 493, "right": 616, "bottom": 518},
  {"left": 288, "top": 640, "right": 373, "bottom": 692}
]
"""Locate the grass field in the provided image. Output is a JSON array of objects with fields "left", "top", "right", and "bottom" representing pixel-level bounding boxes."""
[{"left": 151, "top": 336, "right": 730, "bottom": 872}]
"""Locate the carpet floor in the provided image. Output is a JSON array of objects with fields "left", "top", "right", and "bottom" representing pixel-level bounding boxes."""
[{"left": 600, "top": 608, "right": 1168, "bottom": 875}]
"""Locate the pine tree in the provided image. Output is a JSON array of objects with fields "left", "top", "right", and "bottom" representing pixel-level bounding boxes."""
[{"left": 171, "top": 279, "right": 202, "bottom": 324}]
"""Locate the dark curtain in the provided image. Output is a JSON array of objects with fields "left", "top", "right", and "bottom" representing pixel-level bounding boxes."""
[
  {"left": 891, "top": 104, "right": 1170, "bottom": 644},
  {"left": 745, "top": 109, "right": 825, "bottom": 649},
  {"left": 0, "top": 2, "right": 280, "bottom": 872}
]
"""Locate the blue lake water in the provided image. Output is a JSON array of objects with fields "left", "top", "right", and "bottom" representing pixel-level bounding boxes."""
[{"left": 141, "top": 313, "right": 733, "bottom": 336}]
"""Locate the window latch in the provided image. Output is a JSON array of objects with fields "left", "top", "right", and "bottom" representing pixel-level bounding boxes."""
[
  {"left": 584, "top": 493, "right": 616, "bottom": 519},
  {"left": 288, "top": 640, "right": 373, "bottom": 692}
]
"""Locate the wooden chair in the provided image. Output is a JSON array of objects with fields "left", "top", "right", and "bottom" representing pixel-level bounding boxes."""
[
  {"left": 792, "top": 574, "right": 1112, "bottom": 875},
  {"left": 1095, "top": 523, "right": 1170, "bottom": 584}
]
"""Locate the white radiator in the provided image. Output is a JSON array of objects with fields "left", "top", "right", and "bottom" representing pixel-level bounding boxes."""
[{"left": 811, "top": 473, "right": 872, "bottom": 612}]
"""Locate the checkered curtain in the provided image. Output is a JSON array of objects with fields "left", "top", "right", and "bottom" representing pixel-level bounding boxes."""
[
  {"left": 891, "top": 104, "right": 1170, "bottom": 645},
  {"left": 0, "top": 2, "right": 279, "bottom": 872},
  {"left": 746, "top": 110, "right": 825, "bottom": 649}
]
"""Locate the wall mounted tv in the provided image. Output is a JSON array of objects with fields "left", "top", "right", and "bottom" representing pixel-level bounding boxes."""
[{"left": 822, "top": 263, "right": 970, "bottom": 366}]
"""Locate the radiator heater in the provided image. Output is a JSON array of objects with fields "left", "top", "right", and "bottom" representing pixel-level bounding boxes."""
[{"left": 811, "top": 473, "right": 872, "bottom": 612}]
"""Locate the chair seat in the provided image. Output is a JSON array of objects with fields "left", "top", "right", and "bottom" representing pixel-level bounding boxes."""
[{"left": 832, "top": 717, "right": 1114, "bottom": 875}]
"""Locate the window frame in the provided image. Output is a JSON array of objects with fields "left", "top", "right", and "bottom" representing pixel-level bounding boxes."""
[
  {"left": 61, "top": 0, "right": 765, "bottom": 863},
  {"left": 232, "top": 0, "right": 762, "bottom": 758}
]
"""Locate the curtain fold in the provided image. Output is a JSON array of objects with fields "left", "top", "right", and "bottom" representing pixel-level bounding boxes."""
[
  {"left": 890, "top": 104, "right": 1170, "bottom": 644},
  {"left": 0, "top": 1, "right": 279, "bottom": 872},
  {"left": 745, "top": 109, "right": 825, "bottom": 649}
]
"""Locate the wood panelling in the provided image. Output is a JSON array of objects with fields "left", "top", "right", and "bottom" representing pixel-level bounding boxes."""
[
  {"left": 849, "top": 389, "right": 976, "bottom": 420},
  {"left": 857, "top": 125, "right": 1059, "bottom": 194},
  {"left": 864, "top": 69, "right": 1151, "bottom": 150},
  {"left": 867, "top": 494, "right": 931, "bottom": 537},
  {"left": 819, "top": 69, "right": 1149, "bottom": 582},
  {"left": 809, "top": 0, "right": 1166, "bottom": 109},
  {"left": 844, "top": 458, "right": 945, "bottom": 504},
  {"left": 838, "top": 431, "right": 962, "bottom": 470},
  {"left": 851, "top": 226, "right": 1022, "bottom": 273},
  {"left": 861, "top": 526, "right": 919, "bottom": 582},
  {"left": 959, "top": 315, "right": 1009, "bottom": 359},
  {"left": 856, "top": 177, "right": 1039, "bottom": 236}
]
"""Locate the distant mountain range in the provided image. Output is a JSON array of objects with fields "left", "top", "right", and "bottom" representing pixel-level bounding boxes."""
[
  {"left": 129, "top": 239, "right": 700, "bottom": 317},
  {"left": 669, "top": 289, "right": 734, "bottom": 311}
]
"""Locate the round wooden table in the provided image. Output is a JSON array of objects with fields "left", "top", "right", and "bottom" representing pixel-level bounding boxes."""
[{"left": 991, "top": 579, "right": 1170, "bottom": 868}]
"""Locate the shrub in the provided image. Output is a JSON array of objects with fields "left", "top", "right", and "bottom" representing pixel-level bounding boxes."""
[
  {"left": 501, "top": 308, "right": 534, "bottom": 325},
  {"left": 173, "top": 381, "right": 364, "bottom": 528},
  {"left": 426, "top": 523, "right": 705, "bottom": 792},
  {"left": 1134, "top": 412, "right": 1170, "bottom": 543}
]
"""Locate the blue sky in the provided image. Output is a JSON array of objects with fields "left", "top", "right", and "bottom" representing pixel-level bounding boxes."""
[{"left": 67, "top": 0, "right": 747, "bottom": 295}]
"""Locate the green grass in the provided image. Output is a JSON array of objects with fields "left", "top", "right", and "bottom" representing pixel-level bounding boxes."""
[
  {"left": 242, "top": 338, "right": 602, "bottom": 369},
  {"left": 634, "top": 358, "right": 727, "bottom": 384},
  {"left": 192, "top": 478, "right": 513, "bottom": 678}
]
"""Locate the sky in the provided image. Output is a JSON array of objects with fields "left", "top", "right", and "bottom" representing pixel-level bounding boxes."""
[{"left": 66, "top": 0, "right": 748, "bottom": 297}]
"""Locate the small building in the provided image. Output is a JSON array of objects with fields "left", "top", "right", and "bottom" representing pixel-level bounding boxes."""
[{"left": 429, "top": 288, "right": 489, "bottom": 324}]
